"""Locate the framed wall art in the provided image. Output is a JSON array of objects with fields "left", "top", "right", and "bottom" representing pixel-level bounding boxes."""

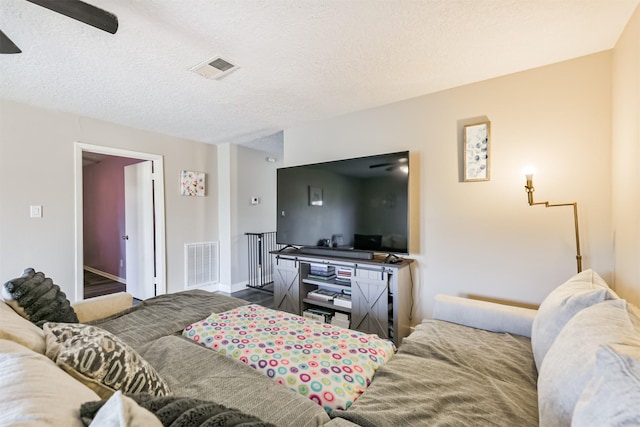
[
  {"left": 180, "top": 170, "right": 206, "bottom": 196},
  {"left": 463, "top": 121, "right": 491, "bottom": 182},
  {"left": 309, "top": 186, "right": 323, "bottom": 206}
]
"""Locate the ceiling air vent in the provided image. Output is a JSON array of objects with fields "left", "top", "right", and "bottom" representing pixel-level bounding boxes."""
[{"left": 190, "top": 56, "right": 238, "bottom": 80}]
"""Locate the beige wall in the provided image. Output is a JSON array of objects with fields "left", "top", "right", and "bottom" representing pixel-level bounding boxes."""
[
  {"left": 217, "top": 143, "right": 281, "bottom": 292},
  {"left": 0, "top": 100, "right": 218, "bottom": 301},
  {"left": 235, "top": 145, "right": 282, "bottom": 287},
  {"left": 612, "top": 5, "right": 640, "bottom": 306},
  {"left": 285, "top": 52, "right": 614, "bottom": 319},
  {"left": 2, "top": 14, "right": 636, "bottom": 313}
]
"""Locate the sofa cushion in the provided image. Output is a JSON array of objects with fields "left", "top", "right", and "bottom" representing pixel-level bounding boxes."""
[
  {"left": 44, "top": 323, "right": 171, "bottom": 399},
  {"left": 331, "top": 319, "right": 538, "bottom": 426},
  {"left": 433, "top": 294, "right": 537, "bottom": 337},
  {"left": 81, "top": 392, "right": 275, "bottom": 427},
  {"left": 0, "top": 299, "right": 46, "bottom": 353},
  {"left": 2, "top": 268, "right": 78, "bottom": 327},
  {"left": 531, "top": 269, "right": 617, "bottom": 369},
  {"left": 0, "top": 338, "right": 100, "bottom": 427},
  {"left": 537, "top": 299, "right": 640, "bottom": 427},
  {"left": 572, "top": 344, "right": 640, "bottom": 426},
  {"left": 72, "top": 291, "right": 133, "bottom": 323}
]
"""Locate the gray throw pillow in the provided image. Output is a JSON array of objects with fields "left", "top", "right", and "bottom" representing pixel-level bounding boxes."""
[
  {"left": 44, "top": 323, "right": 171, "bottom": 399},
  {"left": 2, "top": 268, "right": 78, "bottom": 327},
  {"left": 537, "top": 299, "right": 640, "bottom": 427},
  {"left": 531, "top": 269, "right": 618, "bottom": 369},
  {"left": 572, "top": 344, "right": 640, "bottom": 426}
]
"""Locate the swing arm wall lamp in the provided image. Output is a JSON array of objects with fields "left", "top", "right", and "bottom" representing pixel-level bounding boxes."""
[{"left": 524, "top": 170, "right": 582, "bottom": 274}]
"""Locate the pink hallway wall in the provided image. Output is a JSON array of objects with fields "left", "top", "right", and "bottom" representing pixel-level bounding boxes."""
[{"left": 83, "top": 155, "right": 143, "bottom": 278}]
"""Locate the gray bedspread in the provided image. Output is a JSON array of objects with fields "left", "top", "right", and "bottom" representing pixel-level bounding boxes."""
[
  {"left": 138, "top": 335, "right": 330, "bottom": 427},
  {"left": 332, "top": 319, "right": 538, "bottom": 426},
  {"left": 91, "top": 290, "right": 331, "bottom": 427},
  {"left": 91, "top": 290, "right": 247, "bottom": 350}
]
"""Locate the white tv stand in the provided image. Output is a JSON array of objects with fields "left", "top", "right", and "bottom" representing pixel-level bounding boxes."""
[{"left": 271, "top": 249, "right": 413, "bottom": 345}]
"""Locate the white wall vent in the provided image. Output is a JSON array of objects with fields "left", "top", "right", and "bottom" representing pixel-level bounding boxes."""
[
  {"left": 184, "top": 241, "right": 219, "bottom": 289},
  {"left": 190, "top": 56, "right": 238, "bottom": 80}
]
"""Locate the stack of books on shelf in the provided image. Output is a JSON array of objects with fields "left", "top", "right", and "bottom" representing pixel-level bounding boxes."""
[
  {"left": 331, "top": 312, "right": 350, "bottom": 329},
  {"left": 303, "top": 307, "right": 334, "bottom": 323},
  {"left": 306, "top": 288, "right": 338, "bottom": 302},
  {"left": 333, "top": 292, "right": 352, "bottom": 309},
  {"left": 336, "top": 267, "right": 353, "bottom": 283},
  {"left": 308, "top": 264, "right": 336, "bottom": 281}
]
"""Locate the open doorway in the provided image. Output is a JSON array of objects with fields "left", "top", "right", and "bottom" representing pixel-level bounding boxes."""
[
  {"left": 74, "top": 143, "right": 167, "bottom": 302},
  {"left": 82, "top": 153, "right": 143, "bottom": 298}
]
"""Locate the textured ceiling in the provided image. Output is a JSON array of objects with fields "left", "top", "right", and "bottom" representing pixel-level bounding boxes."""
[{"left": 0, "top": 0, "right": 637, "bottom": 153}]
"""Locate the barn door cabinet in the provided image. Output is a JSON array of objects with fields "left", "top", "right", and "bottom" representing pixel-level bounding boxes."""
[
  {"left": 272, "top": 257, "right": 300, "bottom": 314},
  {"left": 272, "top": 250, "right": 413, "bottom": 345}
]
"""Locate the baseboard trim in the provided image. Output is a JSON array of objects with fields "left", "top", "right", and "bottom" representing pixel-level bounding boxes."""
[
  {"left": 185, "top": 282, "right": 219, "bottom": 292},
  {"left": 84, "top": 266, "right": 126, "bottom": 285},
  {"left": 218, "top": 281, "right": 248, "bottom": 294}
]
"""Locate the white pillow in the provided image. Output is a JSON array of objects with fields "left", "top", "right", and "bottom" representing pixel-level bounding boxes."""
[
  {"left": 0, "top": 300, "right": 46, "bottom": 353},
  {"left": 531, "top": 269, "right": 618, "bottom": 369},
  {"left": 571, "top": 344, "right": 640, "bottom": 426},
  {"left": 89, "top": 391, "right": 163, "bottom": 427},
  {"left": 0, "top": 338, "right": 100, "bottom": 427},
  {"left": 537, "top": 300, "right": 640, "bottom": 427}
]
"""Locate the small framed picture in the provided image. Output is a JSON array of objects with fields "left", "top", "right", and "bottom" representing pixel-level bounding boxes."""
[
  {"left": 309, "top": 186, "right": 323, "bottom": 206},
  {"left": 180, "top": 170, "right": 205, "bottom": 196},
  {"left": 463, "top": 121, "right": 491, "bottom": 182}
]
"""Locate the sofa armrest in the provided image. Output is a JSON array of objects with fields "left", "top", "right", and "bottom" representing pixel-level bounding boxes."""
[
  {"left": 72, "top": 292, "right": 133, "bottom": 323},
  {"left": 432, "top": 294, "right": 537, "bottom": 338}
]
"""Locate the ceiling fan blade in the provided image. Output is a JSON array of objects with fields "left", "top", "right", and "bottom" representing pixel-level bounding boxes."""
[
  {"left": 369, "top": 162, "right": 393, "bottom": 169},
  {"left": 0, "top": 30, "right": 22, "bottom": 54},
  {"left": 25, "top": 0, "right": 118, "bottom": 34}
]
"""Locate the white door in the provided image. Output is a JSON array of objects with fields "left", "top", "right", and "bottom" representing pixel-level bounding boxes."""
[{"left": 124, "top": 161, "right": 155, "bottom": 300}]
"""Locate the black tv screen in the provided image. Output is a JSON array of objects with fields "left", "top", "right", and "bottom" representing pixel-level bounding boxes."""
[{"left": 276, "top": 151, "right": 409, "bottom": 254}]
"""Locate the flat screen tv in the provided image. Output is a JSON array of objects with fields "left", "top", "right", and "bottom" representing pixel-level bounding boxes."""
[{"left": 276, "top": 151, "right": 409, "bottom": 254}]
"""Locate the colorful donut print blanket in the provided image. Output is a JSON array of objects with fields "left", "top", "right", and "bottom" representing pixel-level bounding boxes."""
[{"left": 182, "top": 304, "right": 395, "bottom": 412}]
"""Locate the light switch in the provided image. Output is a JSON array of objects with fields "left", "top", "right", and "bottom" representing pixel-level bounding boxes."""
[
  {"left": 30, "top": 205, "right": 42, "bottom": 218},
  {"left": 250, "top": 197, "right": 260, "bottom": 205}
]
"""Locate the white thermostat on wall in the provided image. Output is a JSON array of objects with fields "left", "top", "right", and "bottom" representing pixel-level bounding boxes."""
[{"left": 30, "top": 205, "right": 42, "bottom": 218}]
